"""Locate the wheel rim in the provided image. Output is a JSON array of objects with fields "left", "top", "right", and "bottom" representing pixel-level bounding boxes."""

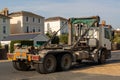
[
  {"left": 61, "top": 54, "right": 72, "bottom": 70},
  {"left": 44, "top": 56, "right": 56, "bottom": 71}
]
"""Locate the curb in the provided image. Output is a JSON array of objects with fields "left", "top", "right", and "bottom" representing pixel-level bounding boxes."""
[
  {"left": 111, "top": 50, "right": 120, "bottom": 52},
  {"left": 0, "top": 60, "right": 11, "bottom": 63}
]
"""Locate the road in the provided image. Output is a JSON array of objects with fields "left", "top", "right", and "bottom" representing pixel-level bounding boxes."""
[{"left": 0, "top": 51, "right": 120, "bottom": 80}]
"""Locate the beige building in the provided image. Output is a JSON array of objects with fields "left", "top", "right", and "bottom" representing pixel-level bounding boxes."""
[
  {"left": 0, "top": 8, "right": 10, "bottom": 41},
  {"left": 9, "top": 11, "right": 44, "bottom": 34},
  {"left": 45, "top": 17, "right": 68, "bottom": 35}
]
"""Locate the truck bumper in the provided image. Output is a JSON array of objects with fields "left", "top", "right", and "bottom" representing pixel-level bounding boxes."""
[{"left": 7, "top": 53, "right": 42, "bottom": 63}]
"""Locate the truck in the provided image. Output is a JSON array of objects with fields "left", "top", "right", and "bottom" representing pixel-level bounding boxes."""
[{"left": 7, "top": 16, "right": 113, "bottom": 74}]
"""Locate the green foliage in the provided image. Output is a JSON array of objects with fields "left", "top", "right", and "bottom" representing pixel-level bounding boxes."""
[
  {"left": 10, "top": 40, "right": 33, "bottom": 53},
  {"left": 46, "top": 32, "right": 52, "bottom": 38},
  {"left": 59, "top": 34, "right": 68, "bottom": 44},
  {"left": 46, "top": 32, "right": 59, "bottom": 44},
  {"left": 51, "top": 36, "right": 59, "bottom": 44},
  {"left": 113, "top": 33, "right": 120, "bottom": 43}
]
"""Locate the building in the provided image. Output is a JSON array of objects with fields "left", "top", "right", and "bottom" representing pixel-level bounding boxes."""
[
  {"left": 9, "top": 11, "right": 44, "bottom": 34},
  {"left": 0, "top": 8, "right": 10, "bottom": 41},
  {"left": 45, "top": 16, "right": 68, "bottom": 35},
  {"left": 2, "top": 33, "right": 49, "bottom": 48}
]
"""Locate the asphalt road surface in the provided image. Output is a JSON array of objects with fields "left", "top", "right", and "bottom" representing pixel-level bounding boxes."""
[{"left": 0, "top": 51, "right": 120, "bottom": 80}]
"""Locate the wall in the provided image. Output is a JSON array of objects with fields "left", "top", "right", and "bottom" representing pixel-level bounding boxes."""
[
  {"left": 0, "top": 17, "right": 10, "bottom": 41},
  {"left": 45, "top": 20, "right": 68, "bottom": 35},
  {"left": 10, "top": 16, "right": 23, "bottom": 34},
  {"left": 10, "top": 15, "right": 44, "bottom": 34},
  {"left": 23, "top": 16, "right": 44, "bottom": 34},
  {"left": 45, "top": 21, "right": 60, "bottom": 35}
]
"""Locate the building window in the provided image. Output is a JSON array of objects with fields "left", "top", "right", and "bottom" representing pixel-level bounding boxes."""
[
  {"left": 3, "top": 18, "right": 6, "bottom": 23},
  {"left": 38, "top": 28, "right": 40, "bottom": 32},
  {"left": 3, "top": 36, "right": 6, "bottom": 38},
  {"left": 33, "top": 27, "right": 35, "bottom": 32},
  {"left": 26, "top": 26, "right": 29, "bottom": 33},
  {"left": 3, "top": 26, "right": 6, "bottom": 34},
  {"left": 47, "top": 23, "right": 51, "bottom": 31},
  {"left": 33, "top": 18, "right": 35, "bottom": 22},
  {"left": 38, "top": 19, "right": 41, "bottom": 23},
  {"left": 26, "top": 17, "right": 29, "bottom": 22},
  {"left": 47, "top": 23, "right": 50, "bottom": 27}
]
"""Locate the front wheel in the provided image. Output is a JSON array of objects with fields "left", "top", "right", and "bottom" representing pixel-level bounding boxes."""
[
  {"left": 35, "top": 54, "right": 57, "bottom": 74},
  {"left": 98, "top": 51, "right": 106, "bottom": 64}
]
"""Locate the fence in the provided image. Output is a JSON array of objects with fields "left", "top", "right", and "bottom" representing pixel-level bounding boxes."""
[{"left": 0, "top": 49, "right": 8, "bottom": 60}]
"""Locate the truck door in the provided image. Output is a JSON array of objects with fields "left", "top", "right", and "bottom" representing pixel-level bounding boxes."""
[{"left": 103, "top": 28, "right": 111, "bottom": 50}]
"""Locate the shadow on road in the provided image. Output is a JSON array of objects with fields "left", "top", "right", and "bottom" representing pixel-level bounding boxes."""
[
  {"left": 107, "top": 59, "right": 120, "bottom": 64},
  {"left": 70, "top": 59, "right": 120, "bottom": 71}
]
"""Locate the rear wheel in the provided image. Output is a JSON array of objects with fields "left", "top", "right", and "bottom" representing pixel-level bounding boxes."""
[
  {"left": 35, "top": 54, "right": 56, "bottom": 74},
  {"left": 13, "top": 61, "right": 30, "bottom": 71},
  {"left": 13, "top": 61, "right": 21, "bottom": 70},
  {"left": 60, "top": 54, "right": 72, "bottom": 71}
]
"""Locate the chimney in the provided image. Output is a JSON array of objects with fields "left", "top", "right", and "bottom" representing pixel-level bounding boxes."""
[
  {"left": 101, "top": 20, "right": 106, "bottom": 26},
  {"left": 0, "top": 8, "right": 9, "bottom": 16},
  {"left": 4, "top": 8, "right": 9, "bottom": 16}
]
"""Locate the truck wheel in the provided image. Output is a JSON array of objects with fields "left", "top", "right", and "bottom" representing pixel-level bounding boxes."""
[
  {"left": 36, "top": 54, "right": 56, "bottom": 74},
  {"left": 13, "top": 61, "right": 21, "bottom": 70},
  {"left": 13, "top": 61, "right": 30, "bottom": 71},
  {"left": 60, "top": 54, "right": 72, "bottom": 71},
  {"left": 98, "top": 51, "right": 106, "bottom": 64}
]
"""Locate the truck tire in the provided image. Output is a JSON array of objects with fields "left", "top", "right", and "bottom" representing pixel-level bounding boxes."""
[
  {"left": 13, "top": 61, "right": 21, "bottom": 70},
  {"left": 35, "top": 54, "right": 56, "bottom": 74},
  {"left": 60, "top": 54, "right": 72, "bottom": 71},
  {"left": 13, "top": 61, "right": 30, "bottom": 71},
  {"left": 98, "top": 51, "right": 106, "bottom": 64}
]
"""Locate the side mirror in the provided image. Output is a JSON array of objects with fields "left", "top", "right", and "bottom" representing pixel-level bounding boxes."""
[{"left": 112, "top": 31, "right": 115, "bottom": 39}]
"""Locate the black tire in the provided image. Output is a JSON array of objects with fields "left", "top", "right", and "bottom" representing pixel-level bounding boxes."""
[
  {"left": 60, "top": 54, "right": 72, "bottom": 71},
  {"left": 98, "top": 51, "right": 106, "bottom": 64},
  {"left": 13, "top": 61, "right": 30, "bottom": 71},
  {"left": 35, "top": 54, "right": 56, "bottom": 74},
  {"left": 13, "top": 61, "right": 21, "bottom": 70}
]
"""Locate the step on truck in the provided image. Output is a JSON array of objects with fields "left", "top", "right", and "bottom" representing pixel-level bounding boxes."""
[{"left": 7, "top": 16, "right": 113, "bottom": 74}]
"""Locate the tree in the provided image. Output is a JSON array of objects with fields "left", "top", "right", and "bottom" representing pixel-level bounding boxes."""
[
  {"left": 46, "top": 32, "right": 59, "bottom": 44},
  {"left": 46, "top": 32, "right": 52, "bottom": 38},
  {"left": 59, "top": 34, "right": 68, "bottom": 44},
  {"left": 113, "top": 33, "right": 120, "bottom": 43},
  {"left": 10, "top": 40, "right": 21, "bottom": 53}
]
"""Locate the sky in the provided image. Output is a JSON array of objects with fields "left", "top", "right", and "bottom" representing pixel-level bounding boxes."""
[{"left": 0, "top": 0, "right": 120, "bottom": 29}]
